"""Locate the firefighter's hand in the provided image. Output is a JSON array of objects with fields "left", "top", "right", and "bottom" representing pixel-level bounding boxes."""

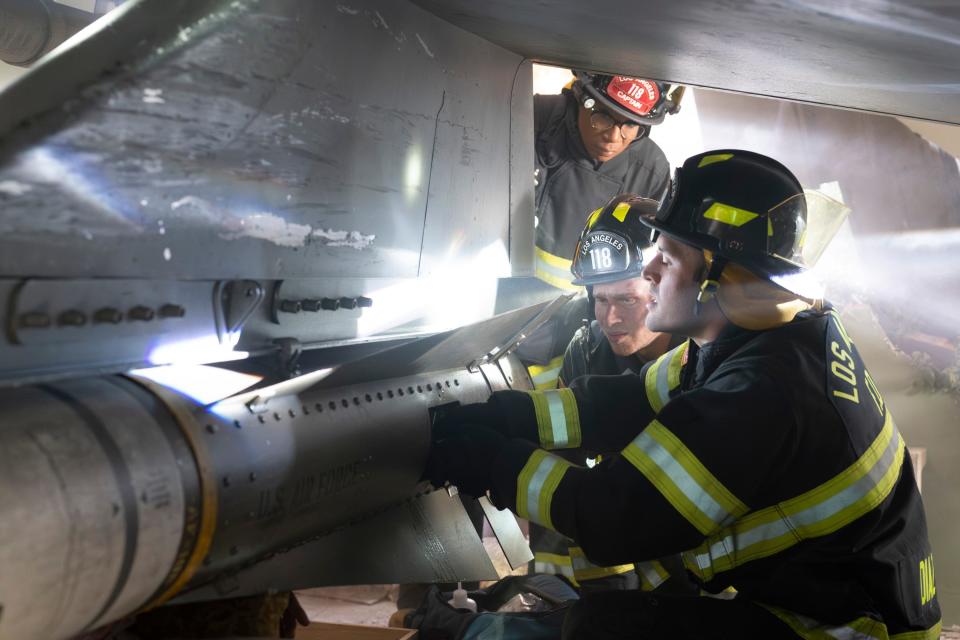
[
  {"left": 424, "top": 421, "right": 506, "bottom": 498},
  {"left": 433, "top": 401, "right": 503, "bottom": 432}
]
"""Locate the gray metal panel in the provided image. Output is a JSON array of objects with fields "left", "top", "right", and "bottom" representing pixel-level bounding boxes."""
[
  {"left": 413, "top": 0, "right": 960, "bottom": 125},
  {"left": 0, "top": 0, "right": 523, "bottom": 280},
  {"left": 173, "top": 490, "right": 500, "bottom": 603},
  {"left": 509, "top": 60, "right": 535, "bottom": 276}
]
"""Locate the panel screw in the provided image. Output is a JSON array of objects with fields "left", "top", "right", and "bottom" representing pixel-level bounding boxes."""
[
  {"left": 279, "top": 299, "right": 301, "bottom": 313},
  {"left": 320, "top": 297, "right": 340, "bottom": 311},
  {"left": 339, "top": 297, "right": 358, "bottom": 310},
  {"left": 301, "top": 299, "right": 322, "bottom": 312},
  {"left": 57, "top": 310, "right": 87, "bottom": 327},
  {"left": 356, "top": 296, "right": 373, "bottom": 308},
  {"left": 18, "top": 312, "right": 50, "bottom": 329},
  {"left": 158, "top": 304, "right": 186, "bottom": 318},
  {"left": 93, "top": 308, "right": 123, "bottom": 324},
  {"left": 128, "top": 306, "right": 155, "bottom": 321}
]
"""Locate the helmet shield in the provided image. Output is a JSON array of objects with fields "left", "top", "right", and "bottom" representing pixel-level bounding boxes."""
[
  {"left": 798, "top": 189, "right": 850, "bottom": 267},
  {"left": 573, "top": 229, "right": 634, "bottom": 285},
  {"left": 570, "top": 195, "right": 658, "bottom": 286}
]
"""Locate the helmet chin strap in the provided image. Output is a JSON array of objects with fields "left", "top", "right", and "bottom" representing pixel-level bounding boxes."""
[{"left": 695, "top": 255, "right": 727, "bottom": 317}]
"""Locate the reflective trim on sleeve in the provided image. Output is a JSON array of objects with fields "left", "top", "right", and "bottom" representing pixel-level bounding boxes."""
[
  {"left": 533, "top": 551, "right": 578, "bottom": 585},
  {"left": 535, "top": 246, "right": 581, "bottom": 291},
  {"left": 527, "top": 355, "right": 565, "bottom": 391},
  {"left": 635, "top": 560, "right": 670, "bottom": 592},
  {"left": 526, "top": 388, "right": 582, "bottom": 450},
  {"left": 568, "top": 546, "right": 635, "bottom": 582},
  {"left": 623, "top": 419, "right": 748, "bottom": 535},
  {"left": 685, "top": 412, "right": 905, "bottom": 582},
  {"left": 759, "top": 603, "right": 942, "bottom": 640},
  {"left": 516, "top": 449, "right": 572, "bottom": 531},
  {"left": 644, "top": 341, "right": 689, "bottom": 412}
]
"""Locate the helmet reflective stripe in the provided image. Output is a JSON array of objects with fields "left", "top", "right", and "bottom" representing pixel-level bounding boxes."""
[
  {"left": 585, "top": 206, "right": 603, "bottom": 230},
  {"left": 697, "top": 153, "right": 733, "bottom": 168},
  {"left": 516, "top": 450, "right": 572, "bottom": 530},
  {"left": 703, "top": 202, "right": 759, "bottom": 227},
  {"left": 622, "top": 420, "right": 749, "bottom": 535},
  {"left": 526, "top": 388, "right": 582, "bottom": 450},
  {"left": 684, "top": 410, "right": 904, "bottom": 582},
  {"left": 611, "top": 201, "right": 631, "bottom": 222}
]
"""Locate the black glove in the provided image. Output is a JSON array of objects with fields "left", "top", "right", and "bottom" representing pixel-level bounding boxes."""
[
  {"left": 424, "top": 421, "right": 507, "bottom": 499},
  {"left": 432, "top": 401, "right": 503, "bottom": 435}
]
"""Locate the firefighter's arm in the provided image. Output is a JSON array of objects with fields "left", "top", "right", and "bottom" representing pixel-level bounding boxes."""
[
  {"left": 460, "top": 340, "right": 689, "bottom": 453},
  {"left": 489, "top": 368, "right": 795, "bottom": 567}
]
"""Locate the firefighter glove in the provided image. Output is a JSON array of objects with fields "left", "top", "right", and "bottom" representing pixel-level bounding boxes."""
[{"left": 424, "top": 420, "right": 506, "bottom": 499}]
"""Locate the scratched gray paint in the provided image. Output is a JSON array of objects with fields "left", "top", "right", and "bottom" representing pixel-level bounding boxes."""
[
  {"left": 0, "top": 0, "right": 523, "bottom": 280},
  {"left": 413, "top": 0, "right": 960, "bottom": 125}
]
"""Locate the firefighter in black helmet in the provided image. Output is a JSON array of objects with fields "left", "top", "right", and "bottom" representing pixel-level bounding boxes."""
[
  {"left": 530, "top": 195, "right": 694, "bottom": 595},
  {"left": 509, "top": 72, "right": 683, "bottom": 402},
  {"left": 426, "top": 150, "right": 942, "bottom": 639}
]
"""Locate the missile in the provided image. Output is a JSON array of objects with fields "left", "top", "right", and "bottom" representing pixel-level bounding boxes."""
[{"left": 0, "top": 302, "right": 556, "bottom": 640}]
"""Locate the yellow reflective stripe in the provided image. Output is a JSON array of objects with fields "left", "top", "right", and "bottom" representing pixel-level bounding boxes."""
[
  {"left": 527, "top": 355, "right": 564, "bottom": 391},
  {"left": 666, "top": 341, "right": 688, "bottom": 390},
  {"left": 636, "top": 560, "right": 670, "bottom": 591},
  {"left": 534, "top": 247, "right": 580, "bottom": 291},
  {"left": 623, "top": 420, "right": 748, "bottom": 535},
  {"left": 585, "top": 207, "right": 603, "bottom": 230},
  {"left": 516, "top": 449, "right": 572, "bottom": 530},
  {"left": 526, "top": 389, "right": 582, "bottom": 449},
  {"left": 890, "top": 622, "right": 943, "bottom": 640},
  {"left": 644, "top": 341, "right": 688, "bottom": 413},
  {"left": 686, "top": 412, "right": 904, "bottom": 581},
  {"left": 758, "top": 604, "right": 941, "bottom": 640},
  {"left": 569, "top": 546, "right": 635, "bottom": 581},
  {"left": 759, "top": 604, "right": 890, "bottom": 640},
  {"left": 698, "top": 153, "right": 733, "bottom": 168},
  {"left": 611, "top": 201, "right": 631, "bottom": 222},
  {"left": 703, "top": 202, "right": 759, "bottom": 227}
]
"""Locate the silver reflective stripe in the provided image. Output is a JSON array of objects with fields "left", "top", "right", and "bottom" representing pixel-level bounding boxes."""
[
  {"left": 636, "top": 561, "right": 667, "bottom": 589},
  {"left": 633, "top": 430, "right": 735, "bottom": 528},
  {"left": 788, "top": 430, "right": 900, "bottom": 529},
  {"left": 532, "top": 366, "right": 561, "bottom": 387},
  {"left": 535, "top": 561, "right": 575, "bottom": 579},
  {"left": 827, "top": 628, "right": 882, "bottom": 640},
  {"left": 692, "top": 422, "right": 902, "bottom": 573},
  {"left": 546, "top": 391, "right": 568, "bottom": 448},
  {"left": 526, "top": 455, "right": 560, "bottom": 524},
  {"left": 655, "top": 354, "right": 672, "bottom": 406},
  {"left": 763, "top": 605, "right": 886, "bottom": 640}
]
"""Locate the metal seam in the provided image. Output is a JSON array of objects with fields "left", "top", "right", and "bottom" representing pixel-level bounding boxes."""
[{"left": 125, "top": 375, "right": 218, "bottom": 609}]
